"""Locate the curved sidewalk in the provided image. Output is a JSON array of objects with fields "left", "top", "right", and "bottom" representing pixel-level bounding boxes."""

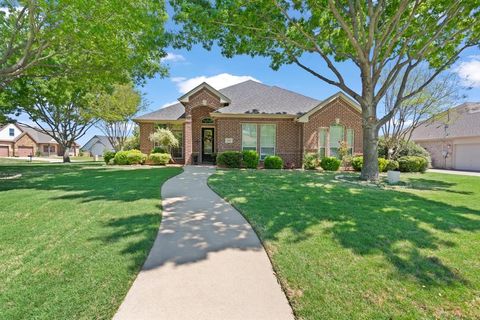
[{"left": 114, "top": 166, "right": 293, "bottom": 320}]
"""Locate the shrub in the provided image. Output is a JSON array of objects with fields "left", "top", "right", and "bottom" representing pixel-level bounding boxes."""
[
  {"left": 104, "top": 151, "right": 116, "bottom": 164},
  {"left": 126, "top": 150, "right": 147, "bottom": 165},
  {"left": 151, "top": 146, "right": 167, "bottom": 153},
  {"left": 113, "top": 150, "right": 146, "bottom": 165},
  {"left": 264, "top": 155, "right": 283, "bottom": 169},
  {"left": 378, "top": 138, "right": 431, "bottom": 163},
  {"left": 242, "top": 150, "right": 259, "bottom": 169},
  {"left": 217, "top": 151, "right": 242, "bottom": 168},
  {"left": 378, "top": 158, "right": 388, "bottom": 173},
  {"left": 303, "top": 153, "right": 320, "bottom": 170},
  {"left": 352, "top": 156, "right": 363, "bottom": 172},
  {"left": 114, "top": 151, "right": 129, "bottom": 165},
  {"left": 386, "top": 160, "right": 399, "bottom": 171},
  {"left": 320, "top": 156, "right": 341, "bottom": 171},
  {"left": 149, "top": 153, "right": 171, "bottom": 165},
  {"left": 398, "top": 156, "right": 428, "bottom": 173}
]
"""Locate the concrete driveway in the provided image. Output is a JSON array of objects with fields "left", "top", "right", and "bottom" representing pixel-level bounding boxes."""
[
  {"left": 114, "top": 166, "right": 294, "bottom": 320},
  {"left": 428, "top": 168, "right": 480, "bottom": 177}
]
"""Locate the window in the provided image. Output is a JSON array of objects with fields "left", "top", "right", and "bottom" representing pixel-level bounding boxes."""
[
  {"left": 329, "top": 125, "right": 344, "bottom": 157},
  {"left": 260, "top": 124, "right": 276, "bottom": 160},
  {"left": 43, "top": 145, "right": 55, "bottom": 153},
  {"left": 346, "top": 129, "right": 354, "bottom": 155},
  {"left": 9, "top": 128, "right": 14, "bottom": 136},
  {"left": 172, "top": 130, "right": 183, "bottom": 158},
  {"left": 242, "top": 124, "right": 257, "bottom": 151},
  {"left": 318, "top": 128, "right": 327, "bottom": 158}
]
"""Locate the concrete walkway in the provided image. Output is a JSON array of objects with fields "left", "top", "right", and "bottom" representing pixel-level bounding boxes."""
[
  {"left": 114, "top": 166, "right": 294, "bottom": 320},
  {"left": 428, "top": 168, "right": 480, "bottom": 177}
]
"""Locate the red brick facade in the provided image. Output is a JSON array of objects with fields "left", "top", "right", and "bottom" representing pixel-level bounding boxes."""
[{"left": 137, "top": 88, "right": 363, "bottom": 167}]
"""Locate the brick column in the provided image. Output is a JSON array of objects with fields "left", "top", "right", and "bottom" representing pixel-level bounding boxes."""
[{"left": 184, "top": 116, "right": 193, "bottom": 164}]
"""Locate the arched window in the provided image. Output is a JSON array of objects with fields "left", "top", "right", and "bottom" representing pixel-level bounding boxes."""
[{"left": 201, "top": 117, "right": 214, "bottom": 124}]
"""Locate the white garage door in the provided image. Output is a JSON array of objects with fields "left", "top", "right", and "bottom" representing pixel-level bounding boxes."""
[{"left": 454, "top": 143, "right": 480, "bottom": 171}]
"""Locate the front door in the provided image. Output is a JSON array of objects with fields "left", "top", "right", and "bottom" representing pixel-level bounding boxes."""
[{"left": 201, "top": 128, "right": 215, "bottom": 163}]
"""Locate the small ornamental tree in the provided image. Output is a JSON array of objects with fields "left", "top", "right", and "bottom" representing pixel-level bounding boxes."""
[{"left": 149, "top": 128, "right": 179, "bottom": 156}]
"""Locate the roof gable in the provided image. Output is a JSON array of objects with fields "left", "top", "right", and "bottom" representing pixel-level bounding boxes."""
[
  {"left": 178, "top": 82, "right": 231, "bottom": 105},
  {"left": 297, "top": 92, "right": 361, "bottom": 123}
]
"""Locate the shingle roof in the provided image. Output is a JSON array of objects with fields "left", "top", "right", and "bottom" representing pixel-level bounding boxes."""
[
  {"left": 410, "top": 102, "right": 480, "bottom": 141},
  {"left": 17, "top": 124, "right": 57, "bottom": 144},
  {"left": 134, "top": 80, "right": 322, "bottom": 121}
]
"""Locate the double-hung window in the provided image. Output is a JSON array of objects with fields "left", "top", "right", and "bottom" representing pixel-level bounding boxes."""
[
  {"left": 241, "top": 124, "right": 257, "bottom": 151},
  {"left": 9, "top": 128, "right": 14, "bottom": 136},
  {"left": 329, "top": 125, "right": 344, "bottom": 157},
  {"left": 318, "top": 128, "right": 327, "bottom": 158},
  {"left": 260, "top": 124, "right": 276, "bottom": 160},
  {"left": 346, "top": 128, "right": 354, "bottom": 155}
]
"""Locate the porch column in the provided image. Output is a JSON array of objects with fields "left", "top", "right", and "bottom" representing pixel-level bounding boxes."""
[{"left": 184, "top": 116, "right": 193, "bottom": 164}]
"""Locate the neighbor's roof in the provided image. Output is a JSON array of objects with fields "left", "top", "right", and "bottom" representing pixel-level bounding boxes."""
[
  {"left": 410, "top": 102, "right": 480, "bottom": 141},
  {"left": 134, "top": 80, "right": 322, "bottom": 121},
  {"left": 82, "top": 135, "right": 114, "bottom": 150},
  {"left": 17, "top": 124, "right": 57, "bottom": 144}
]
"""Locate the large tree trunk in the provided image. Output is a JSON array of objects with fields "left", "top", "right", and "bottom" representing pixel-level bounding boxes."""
[
  {"left": 360, "top": 123, "right": 379, "bottom": 181},
  {"left": 63, "top": 147, "right": 71, "bottom": 163}
]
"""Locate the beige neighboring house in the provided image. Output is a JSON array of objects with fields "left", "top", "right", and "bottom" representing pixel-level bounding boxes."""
[
  {"left": 411, "top": 102, "right": 480, "bottom": 171},
  {"left": 0, "top": 123, "right": 79, "bottom": 157}
]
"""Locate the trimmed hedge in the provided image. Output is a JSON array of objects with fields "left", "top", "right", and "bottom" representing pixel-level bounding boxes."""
[
  {"left": 103, "top": 151, "right": 116, "bottom": 164},
  {"left": 114, "top": 150, "right": 146, "bottom": 165},
  {"left": 351, "top": 156, "right": 393, "bottom": 172},
  {"left": 217, "top": 151, "right": 242, "bottom": 168},
  {"left": 303, "top": 153, "right": 320, "bottom": 170},
  {"left": 264, "top": 155, "right": 283, "bottom": 169},
  {"left": 149, "top": 153, "right": 171, "bottom": 165},
  {"left": 386, "top": 160, "right": 399, "bottom": 171},
  {"left": 320, "top": 157, "right": 341, "bottom": 171},
  {"left": 242, "top": 150, "right": 259, "bottom": 169},
  {"left": 398, "top": 156, "right": 428, "bottom": 173},
  {"left": 352, "top": 156, "right": 363, "bottom": 172}
]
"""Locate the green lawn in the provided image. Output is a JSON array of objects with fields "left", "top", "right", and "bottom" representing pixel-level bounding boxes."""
[
  {"left": 0, "top": 163, "right": 181, "bottom": 319},
  {"left": 209, "top": 170, "right": 480, "bottom": 320}
]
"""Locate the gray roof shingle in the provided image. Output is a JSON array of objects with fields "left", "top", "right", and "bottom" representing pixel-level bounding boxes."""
[
  {"left": 18, "top": 124, "right": 57, "bottom": 144},
  {"left": 411, "top": 102, "right": 480, "bottom": 141},
  {"left": 134, "top": 80, "right": 321, "bottom": 121}
]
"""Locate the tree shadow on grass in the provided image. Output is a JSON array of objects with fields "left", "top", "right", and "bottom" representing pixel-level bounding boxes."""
[{"left": 211, "top": 170, "right": 480, "bottom": 287}]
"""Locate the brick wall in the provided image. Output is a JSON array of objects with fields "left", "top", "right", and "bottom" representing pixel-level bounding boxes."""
[
  {"left": 14, "top": 134, "right": 37, "bottom": 156},
  {"left": 303, "top": 97, "right": 363, "bottom": 155},
  {"left": 139, "top": 123, "right": 155, "bottom": 154},
  {"left": 216, "top": 117, "right": 303, "bottom": 167}
]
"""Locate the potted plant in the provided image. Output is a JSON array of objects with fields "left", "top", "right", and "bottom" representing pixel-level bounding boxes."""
[{"left": 386, "top": 160, "right": 400, "bottom": 184}]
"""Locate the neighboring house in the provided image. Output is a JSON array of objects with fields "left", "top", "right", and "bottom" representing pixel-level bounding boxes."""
[
  {"left": 0, "top": 123, "right": 79, "bottom": 157},
  {"left": 134, "top": 80, "right": 363, "bottom": 167},
  {"left": 411, "top": 102, "right": 480, "bottom": 171},
  {"left": 82, "top": 135, "right": 115, "bottom": 156}
]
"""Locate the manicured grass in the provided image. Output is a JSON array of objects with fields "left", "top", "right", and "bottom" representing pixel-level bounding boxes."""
[
  {"left": 0, "top": 163, "right": 182, "bottom": 319},
  {"left": 209, "top": 170, "right": 480, "bottom": 319}
]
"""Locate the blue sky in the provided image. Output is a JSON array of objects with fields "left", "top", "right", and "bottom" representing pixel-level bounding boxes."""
[{"left": 17, "top": 43, "right": 480, "bottom": 146}]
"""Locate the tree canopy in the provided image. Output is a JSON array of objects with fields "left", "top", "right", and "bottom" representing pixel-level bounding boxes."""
[
  {"left": 1, "top": 0, "right": 168, "bottom": 89},
  {"left": 171, "top": 0, "right": 480, "bottom": 180}
]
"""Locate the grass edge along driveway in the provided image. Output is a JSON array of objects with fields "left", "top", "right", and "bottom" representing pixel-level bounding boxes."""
[
  {"left": 0, "top": 163, "right": 182, "bottom": 320},
  {"left": 208, "top": 170, "right": 480, "bottom": 320}
]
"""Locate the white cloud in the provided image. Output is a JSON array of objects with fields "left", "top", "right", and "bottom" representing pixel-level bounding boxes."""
[
  {"left": 456, "top": 56, "right": 480, "bottom": 88},
  {"left": 160, "top": 101, "right": 179, "bottom": 108},
  {"left": 171, "top": 73, "right": 261, "bottom": 94},
  {"left": 161, "top": 53, "right": 186, "bottom": 63}
]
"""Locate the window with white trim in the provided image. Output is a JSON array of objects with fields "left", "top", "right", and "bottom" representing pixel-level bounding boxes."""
[
  {"left": 9, "top": 128, "right": 14, "bottom": 136},
  {"left": 329, "top": 125, "right": 344, "bottom": 157},
  {"left": 241, "top": 124, "right": 257, "bottom": 151},
  {"left": 346, "top": 128, "right": 354, "bottom": 155},
  {"left": 318, "top": 128, "right": 327, "bottom": 158},
  {"left": 260, "top": 124, "right": 276, "bottom": 160}
]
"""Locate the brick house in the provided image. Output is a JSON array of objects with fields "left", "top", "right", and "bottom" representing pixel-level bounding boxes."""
[
  {"left": 134, "top": 80, "right": 363, "bottom": 167},
  {"left": 0, "top": 123, "right": 79, "bottom": 157}
]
